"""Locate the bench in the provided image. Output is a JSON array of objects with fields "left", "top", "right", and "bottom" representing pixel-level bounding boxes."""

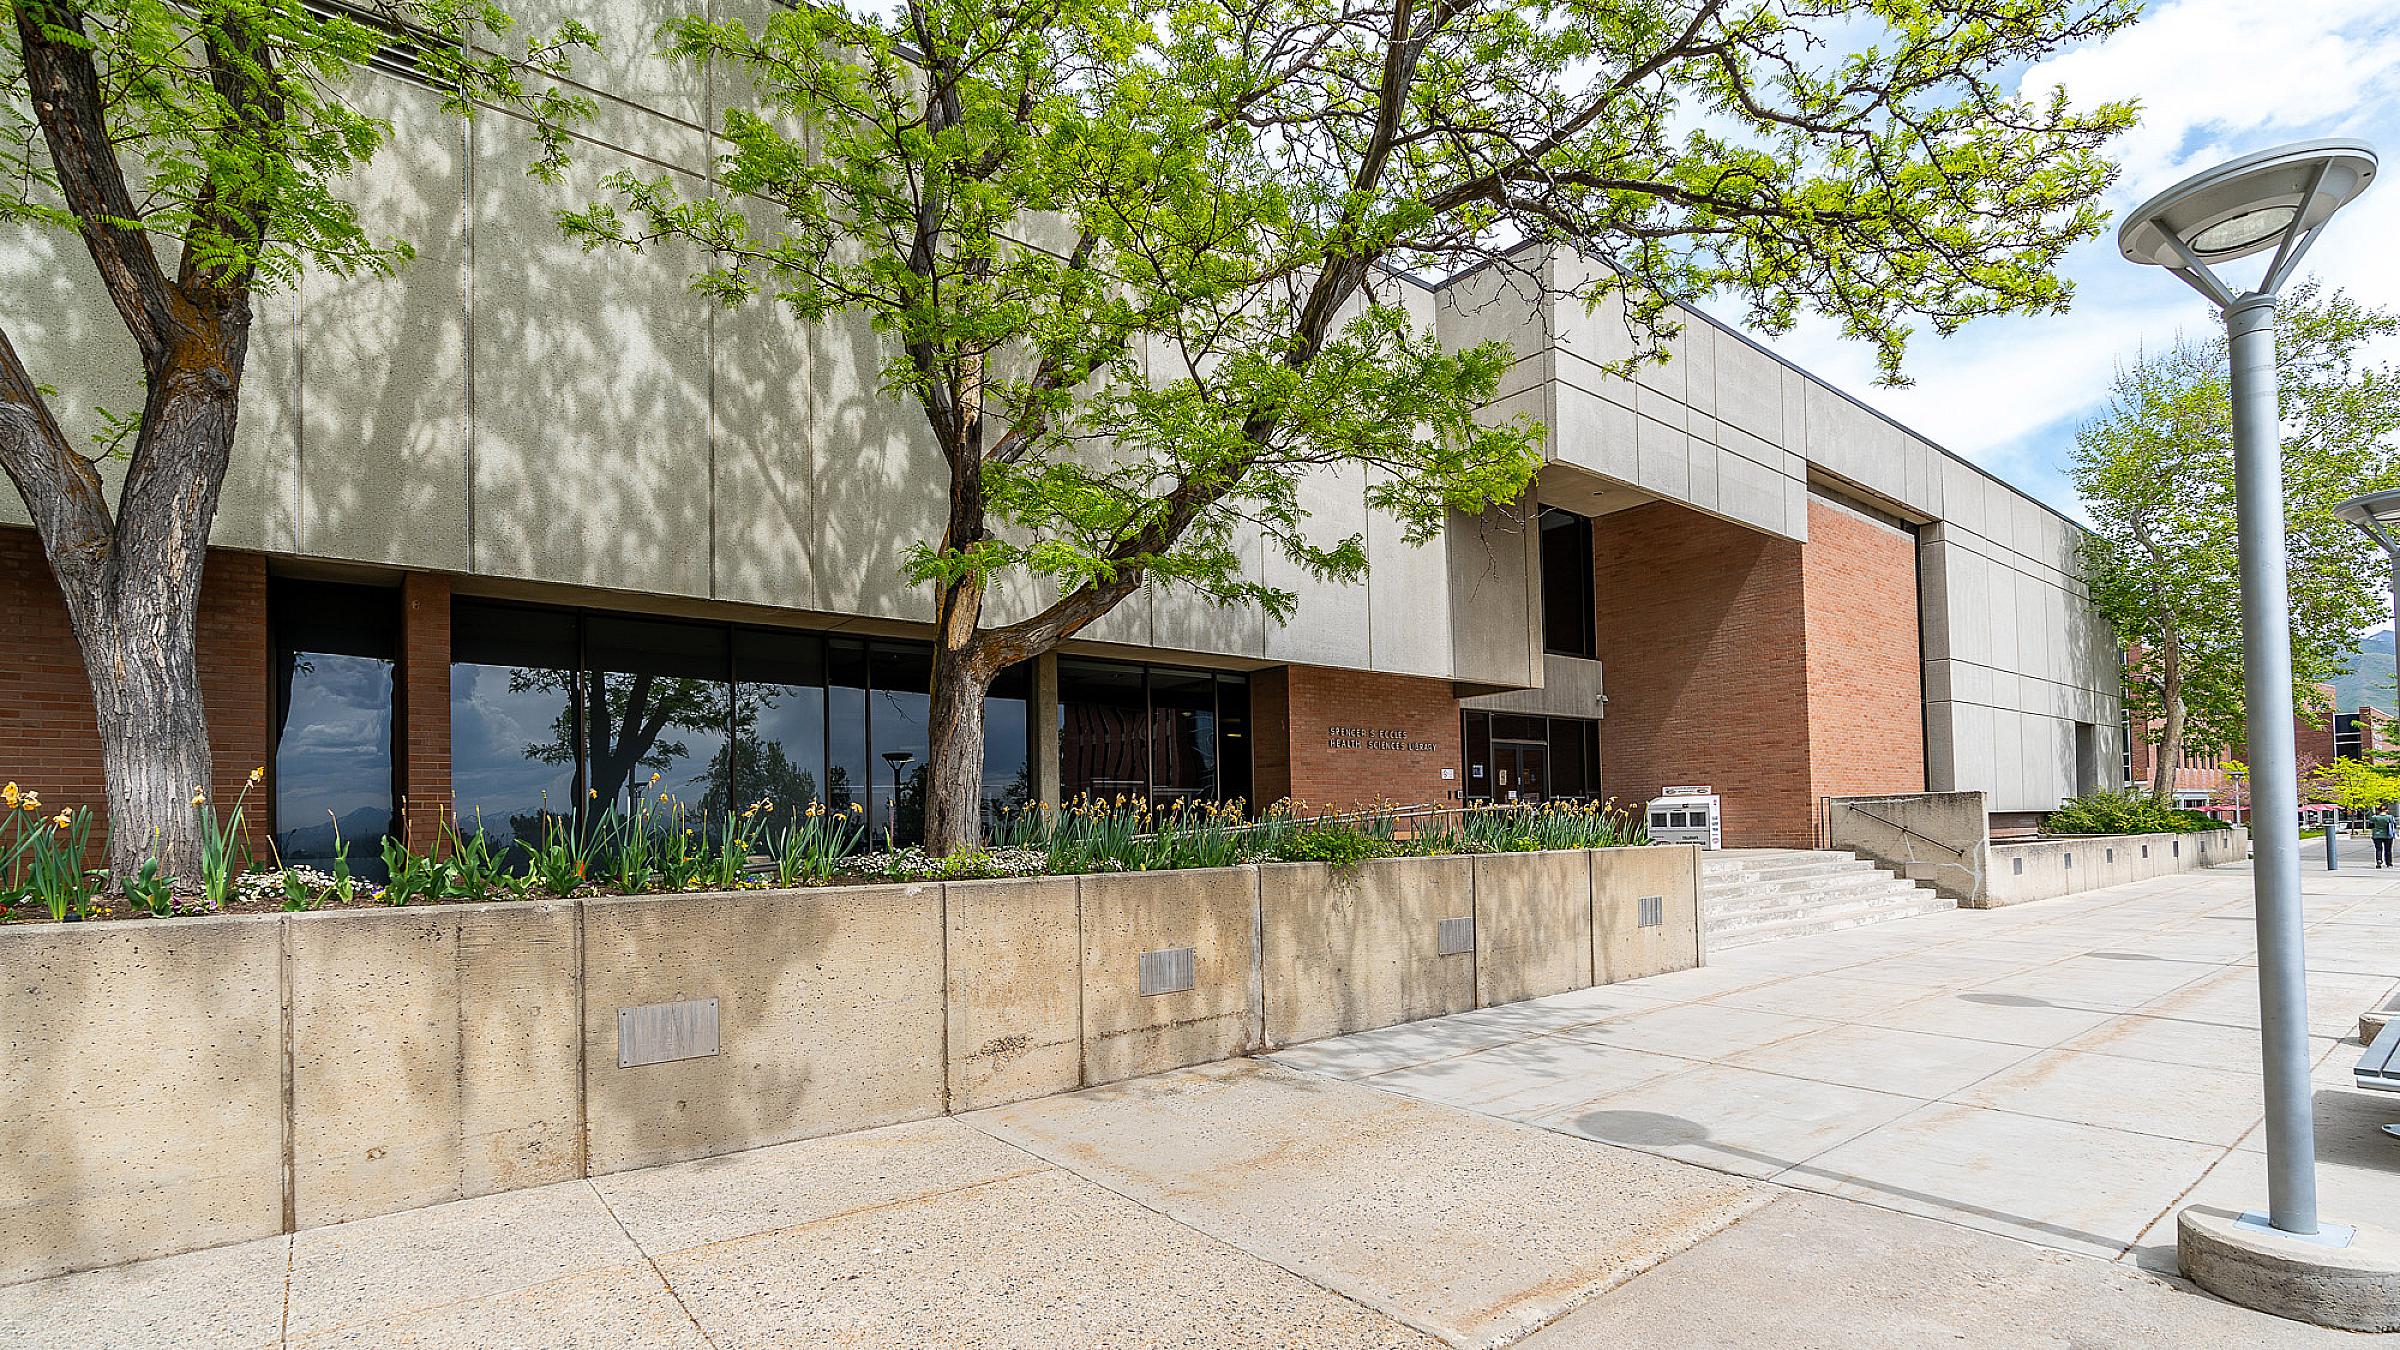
[{"left": 2359, "top": 1016, "right": 2400, "bottom": 1141}]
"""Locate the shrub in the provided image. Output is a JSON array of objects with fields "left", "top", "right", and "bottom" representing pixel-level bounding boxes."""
[{"left": 2043, "top": 790, "right": 2222, "bottom": 836}]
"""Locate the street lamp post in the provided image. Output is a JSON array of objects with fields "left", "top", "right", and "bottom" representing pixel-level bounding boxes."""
[
  {"left": 2333, "top": 490, "right": 2400, "bottom": 727},
  {"left": 2119, "top": 140, "right": 2378, "bottom": 1244}
]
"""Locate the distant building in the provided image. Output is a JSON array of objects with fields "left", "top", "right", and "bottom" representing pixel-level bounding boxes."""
[{"left": 2126, "top": 687, "right": 2392, "bottom": 817}]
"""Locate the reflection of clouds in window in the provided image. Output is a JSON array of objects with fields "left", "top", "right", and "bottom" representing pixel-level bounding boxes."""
[
  {"left": 275, "top": 652, "right": 395, "bottom": 864},
  {"left": 452, "top": 663, "right": 574, "bottom": 840}
]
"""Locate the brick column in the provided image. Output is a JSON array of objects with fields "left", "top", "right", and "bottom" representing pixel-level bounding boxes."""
[
  {"left": 198, "top": 551, "right": 273, "bottom": 857},
  {"left": 395, "top": 572, "right": 453, "bottom": 850}
]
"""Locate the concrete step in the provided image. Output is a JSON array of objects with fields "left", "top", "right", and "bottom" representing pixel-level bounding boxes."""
[
  {"left": 1698, "top": 847, "right": 1955, "bottom": 950},
  {"left": 1705, "top": 881, "right": 1948, "bottom": 935},
  {"left": 1708, "top": 892, "right": 1960, "bottom": 950},
  {"left": 1704, "top": 867, "right": 1899, "bottom": 908}
]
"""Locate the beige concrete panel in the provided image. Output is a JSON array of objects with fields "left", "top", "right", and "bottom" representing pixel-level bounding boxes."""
[
  {"left": 1713, "top": 333, "right": 1785, "bottom": 444},
  {"left": 1686, "top": 440, "right": 1722, "bottom": 513},
  {"left": 1677, "top": 321, "right": 1718, "bottom": 418},
  {"left": 1554, "top": 283, "right": 1644, "bottom": 371},
  {"left": 216, "top": 282, "right": 300, "bottom": 552},
  {"left": 1634, "top": 381, "right": 1688, "bottom": 432},
  {"left": 1781, "top": 364, "right": 1811, "bottom": 463},
  {"left": 515, "top": 0, "right": 707, "bottom": 166},
  {"left": 1445, "top": 500, "right": 1541, "bottom": 689},
  {"left": 710, "top": 219, "right": 819, "bottom": 612},
  {"left": 945, "top": 877, "right": 1083, "bottom": 1112},
  {"left": 288, "top": 903, "right": 581, "bottom": 1228},
  {"left": 469, "top": 130, "right": 713, "bottom": 595},
  {"left": 299, "top": 82, "right": 470, "bottom": 570},
  {"left": 808, "top": 314, "right": 940, "bottom": 621},
  {"left": 582, "top": 884, "right": 947, "bottom": 1173},
  {"left": 0, "top": 222, "right": 143, "bottom": 531},
  {"left": 1436, "top": 255, "right": 1556, "bottom": 363},
  {"left": 1716, "top": 450, "right": 1791, "bottom": 539},
  {"left": 1258, "top": 857, "right": 1476, "bottom": 1048},
  {"left": 1264, "top": 464, "right": 1372, "bottom": 666},
  {"left": 1364, "top": 469, "right": 1455, "bottom": 678},
  {"left": 1634, "top": 414, "right": 1691, "bottom": 500},
  {"left": 1473, "top": 851, "right": 1594, "bottom": 1007},
  {"left": 1552, "top": 381, "right": 1636, "bottom": 485},
  {"left": 1080, "top": 867, "right": 1262, "bottom": 1086},
  {"left": 0, "top": 918, "right": 284, "bottom": 1284},
  {"left": 1593, "top": 846, "right": 1702, "bottom": 985},
  {"left": 1151, "top": 516, "right": 1267, "bottom": 660}
]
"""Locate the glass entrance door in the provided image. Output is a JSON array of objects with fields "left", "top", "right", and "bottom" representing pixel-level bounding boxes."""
[{"left": 1492, "top": 740, "right": 1549, "bottom": 804}]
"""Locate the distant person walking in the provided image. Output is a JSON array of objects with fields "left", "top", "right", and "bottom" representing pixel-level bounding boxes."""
[{"left": 2372, "top": 805, "right": 2397, "bottom": 869}]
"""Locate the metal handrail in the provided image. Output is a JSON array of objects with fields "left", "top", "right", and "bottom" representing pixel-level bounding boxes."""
[{"left": 1827, "top": 797, "right": 1978, "bottom": 861}]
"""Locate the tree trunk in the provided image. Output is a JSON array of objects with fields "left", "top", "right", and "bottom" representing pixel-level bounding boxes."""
[
  {"left": 2150, "top": 655, "right": 2186, "bottom": 802},
  {"left": 923, "top": 644, "right": 996, "bottom": 855},
  {"left": 43, "top": 354, "right": 242, "bottom": 884},
  {"left": 64, "top": 579, "right": 216, "bottom": 881}
]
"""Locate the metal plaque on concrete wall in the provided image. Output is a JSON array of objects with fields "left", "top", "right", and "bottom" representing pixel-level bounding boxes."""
[
  {"left": 618, "top": 998, "right": 720, "bottom": 1068},
  {"left": 1138, "top": 947, "right": 1196, "bottom": 996},
  {"left": 1638, "top": 896, "right": 1663, "bottom": 928},
  {"left": 1437, "top": 916, "right": 1476, "bottom": 956}
]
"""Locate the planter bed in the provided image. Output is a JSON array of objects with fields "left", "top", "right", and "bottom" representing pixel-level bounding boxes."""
[{"left": 0, "top": 845, "right": 1702, "bottom": 1285}]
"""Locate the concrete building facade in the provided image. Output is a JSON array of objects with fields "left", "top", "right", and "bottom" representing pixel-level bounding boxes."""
[{"left": 0, "top": 37, "right": 2124, "bottom": 857}]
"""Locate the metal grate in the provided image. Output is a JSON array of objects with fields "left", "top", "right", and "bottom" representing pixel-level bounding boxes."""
[
  {"left": 1138, "top": 946, "right": 1196, "bottom": 996},
  {"left": 2142, "top": 844, "right": 2150, "bottom": 859},
  {"left": 2064, "top": 853, "right": 2073, "bottom": 870},
  {"left": 2106, "top": 848, "right": 2115, "bottom": 863},
  {"left": 1638, "top": 895, "right": 1664, "bottom": 928},
  {"left": 618, "top": 999, "right": 719, "bottom": 1068},
  {"left": 2012, "top": 856, "right": 2023, "bottom": 875},
  {"left": 2173, "top": 840, "right": 2181, "bottom": 857},
  {"left": 1437, "top": 916, "right": 1475, "bottom": 956}
]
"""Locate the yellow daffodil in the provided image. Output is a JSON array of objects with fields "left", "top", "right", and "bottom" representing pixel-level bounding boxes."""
[
  {"left": 190, "top": 791, "right": 207, "bottom": 807},
  {"left": 20, "top": 791, "right": 37, "bottom": 810},
  {"left": 1, "top": 783, "right": 17, "bottom": 807},
  {"left": 248, "top": 766, "right": 265, "bottom": 784},
  {"left": 51, "top": 811, "right": 72, "bottom": 829}
]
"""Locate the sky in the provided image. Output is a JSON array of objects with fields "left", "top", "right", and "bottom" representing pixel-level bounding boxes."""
[{"left": 1728, "top": 0, "right": 2400, "bottom": 527}]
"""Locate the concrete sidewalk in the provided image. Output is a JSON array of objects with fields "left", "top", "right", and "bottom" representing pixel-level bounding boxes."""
[{"left": 5, "top": 859, "right": 2393, "bottom": 1347}]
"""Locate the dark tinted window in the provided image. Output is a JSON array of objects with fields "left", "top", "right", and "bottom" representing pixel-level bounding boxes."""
[
  {"left": 733, "top": 629, "right": 826, "bottom": 831},
  {"left": 450, "top": 603, "right": 579, "bottom": 849},
  {"left": 1539, "top": 507, "right": 1596, "bottom": 658},
  {"left": 585, "top": 617, "right": 730, "bottom": 817},
  {"left": 273, "top": 580, "right": 398, "bottom": 876},
  {"left": 1216, "top": 675, "right": 1252, "bottom": 809},
  {"left": 982, "top": 664, "right": 1034, "bottom": 828},
  {"left": 868, "top": 644, "right": 932, "bottom": 844},
  {"left": 1060, "top": 659, "right": 1149, "bottom": 803},
  {"left": 827, "top": 640, "right": 869, "bottom": 817},
  {"left": 1150, "top": 670, "right": 1217, "bottom": 805}
]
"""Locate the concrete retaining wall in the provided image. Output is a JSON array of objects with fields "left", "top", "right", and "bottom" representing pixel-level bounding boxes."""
[
  {"left": 1975, "top": 828, "right": 2249, "bottom": 908},
  {"left": 0, "top": 846, "right": 1698, "bottom": 1283}
]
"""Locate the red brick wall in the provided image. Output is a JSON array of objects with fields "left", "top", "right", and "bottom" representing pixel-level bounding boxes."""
[
  {"left": 396, "top": 572, "right": 454, "bottom": 849},
  {"left": 1800, "top": 497, "right": 1925, "bottom": 807},
  {"left": 1593, "top": 502, "right": 1815, "bottom": 846},
  {"left": 0, "top": 525, "right": 271, "bottom": 863},
  {"left": 1252, "top": 665, "right": 1464, "bottom": 812}
]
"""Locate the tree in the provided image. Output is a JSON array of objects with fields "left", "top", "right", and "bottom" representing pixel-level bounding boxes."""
[
  {"left": 0, "top": 0, "right": 590, "bottom": 879},
  {"left": 2074, "top": 284, "right": 2400, "bottom": 799},
  {"left": 2309, "top": 757, "right": 2400, "bottom": 816},
  {"left": 570, "top": 0, "right": 2137, "bottom": 853}
]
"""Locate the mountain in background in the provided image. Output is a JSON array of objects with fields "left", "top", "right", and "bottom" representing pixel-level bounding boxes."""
[{"left": 2334, "top": 629, "right": 2397, "bottom": 716}]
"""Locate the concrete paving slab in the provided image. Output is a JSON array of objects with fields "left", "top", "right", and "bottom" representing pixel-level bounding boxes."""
[
  {"left": 655, "top": 1165, "right": 1433, "bottom": 1349},
  {"left": 969, "top": 1060, "right": 1772, "bottom": 1346},
  {"left": 591, "top": 1117, "right": 1044, "bottom": 1255},
  {"left": 1861, "top": 987, "right": 2119, "bottom": 1048},
  {"left": 1723, "top": 1021, "right": 2039, "bottom": 1099},
  {"left": 1783, "top": 1101, "right": 2223, "bottom": 1258},
  {"left": 2139, "top": 966, "right": 2400, "bottom": 1039},
  {"left": 1548, "top": 1000, "right": 1835, "bottom": 1060},
  {"left": 1712, "top": 972, "right": 1941, "bottom": 1021},
  {"left": 2056, "top": 1008, "right": 2339, "bottom": 1076},
  {"left": 1948, "top": 1046, "right": 2265, "bottom": 1146},
  {"left": 285, "top": 1179, "right": 643, "bottom": 1341},
  {"left": 1966, "top": 954, "right": 2223, "bottom": 1012},
  {"left": 1532, "top": 1063, "right": 1923, "bottom": 1179},
  {"left": 1261, "top": 992, "right": 1661, "bottom": 1080},
  {"left": 0, "top": 1233, "right": 287, "bottom": 1350},
  {"left": 1364, "top": 1036, "right": 1694, "bottom": 1119},
  {"left": 1826, "top": 950, "right": 2044, "bottom": 991},
  {"left": 287, "top": 1263, "right": 709, "bottom": 1349},
  {"left": 1526, "top": 1191, "right": 2355, "bottom": 1348}
]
